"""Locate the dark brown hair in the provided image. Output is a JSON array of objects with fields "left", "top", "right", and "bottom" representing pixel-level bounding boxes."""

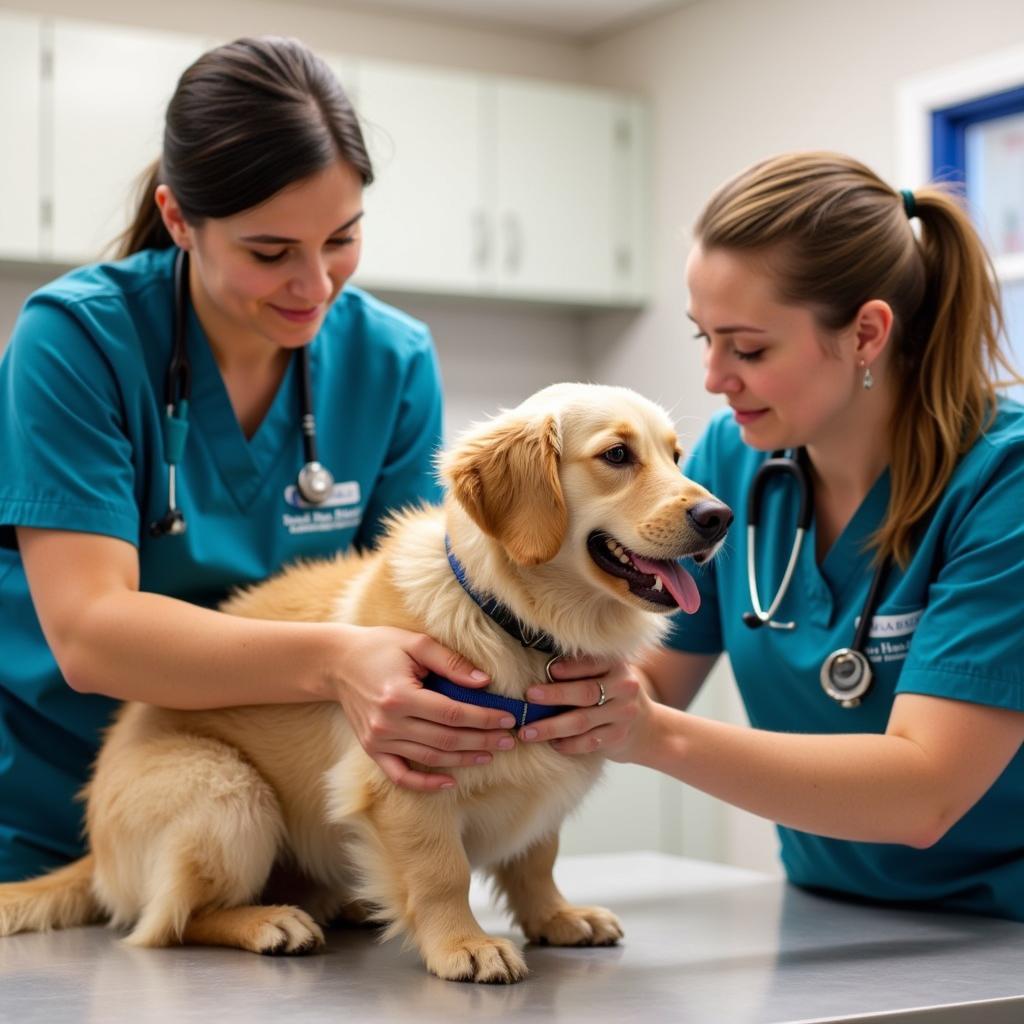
[
  {"left": 118, "top": 36, "right": 373, "bottom": 256},
  {"left": 695, "top": 151, "right": 1019, "bottom": 566}
]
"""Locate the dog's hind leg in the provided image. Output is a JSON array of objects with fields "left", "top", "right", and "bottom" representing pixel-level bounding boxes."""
[
  {"left": 491, "top": 832, "right": 623, "bottom": 947},
  {"left": 90, "top": 733, "right": 322, "bottom": 955},
  {"left": 124, "top": 800, "right": 325, "bottom": 955},
  {"left": 125, "top": 831, "right": 323, "bottom": 955}
]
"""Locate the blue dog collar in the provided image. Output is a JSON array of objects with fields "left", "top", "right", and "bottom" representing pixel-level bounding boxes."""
[
  {"left": 444, "top": 535, "right": 561, "bottom": 655},
  {"left": 423, "top": 672, "right": 570, "bottom": 728}
]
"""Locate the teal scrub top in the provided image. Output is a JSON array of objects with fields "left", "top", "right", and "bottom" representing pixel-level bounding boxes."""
[
  {"left": 669, "top": 402, "right": 1024, "bottom": 921},
  {"left": 0, "top": 247, "right": 444, "bottom": 881}
]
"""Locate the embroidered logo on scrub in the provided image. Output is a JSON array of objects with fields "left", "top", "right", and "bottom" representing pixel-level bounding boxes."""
[
  {"left": 857, "top": 609, "right": 923, "bottom": 663},
  {"left": 281, "top": 481, "right": 362, "bottom": 535}
]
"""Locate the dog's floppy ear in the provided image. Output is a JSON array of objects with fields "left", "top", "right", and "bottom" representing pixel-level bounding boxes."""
[{"left": 442, "top": 412, "right": 567, "bottom": 566}]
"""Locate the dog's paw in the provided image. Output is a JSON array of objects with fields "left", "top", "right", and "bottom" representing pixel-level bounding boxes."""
[
  {"left": 527, "top": 905, "right": 623, "bottom": 947},
  {"left": 250, "top": 906, "right": 326, "bottom": 956},
  {"left": 426, "top": 936, "right": 528, "bottom": 984}
]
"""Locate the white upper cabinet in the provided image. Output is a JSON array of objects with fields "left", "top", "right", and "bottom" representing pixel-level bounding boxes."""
[
  {"left": 492, "top": 79, "right": 629, "bottom": 304},
  {"left": 487, "top": 82, "right": 649, "bottom": 304},
  {"left": 6, "top": 16, "right": 650, "bottom": 308},
  {"left": 351, "top": 62, "right": 487, "bottom": 294},
  {"left": 348, "top": 62, "right": 650, "bottom": 305},
  {"left": 0, "top": 12, "right": 42, "bottom": 260},
  {"left": 49, "top": 21, "right": 204, "bottom": 263}
]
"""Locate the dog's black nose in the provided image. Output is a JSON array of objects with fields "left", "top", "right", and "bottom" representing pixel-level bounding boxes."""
[{"left": 687, "top": 500, "right": 733, "bottom": 543}]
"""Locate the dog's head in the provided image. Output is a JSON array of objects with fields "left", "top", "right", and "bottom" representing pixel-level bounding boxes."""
[{"left": 440, "top": 383, "right": 731, "bottom": 618}]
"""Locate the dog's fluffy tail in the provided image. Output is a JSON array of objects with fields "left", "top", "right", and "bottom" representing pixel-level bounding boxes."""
[{"left": 0, "top": 855, "right": 100, "bottom": 936}]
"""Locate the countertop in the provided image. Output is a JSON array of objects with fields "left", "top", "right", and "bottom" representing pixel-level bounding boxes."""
[{"left": 2, "top": 851, "right": 1023, "bottom": 1023}]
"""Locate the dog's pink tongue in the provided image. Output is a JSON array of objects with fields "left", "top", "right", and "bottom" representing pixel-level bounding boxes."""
[{"left": 630, "top": 555, "right": 701, "bottom": 613}]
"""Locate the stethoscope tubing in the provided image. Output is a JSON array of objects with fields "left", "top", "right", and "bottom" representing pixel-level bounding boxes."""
[
  {"left": 745, "top": 522, "right": 806, "bottom": 629},
  {"left": 743, "top": 447, "right": 891, "bottom": 707},
  {"left": 744, "top": 450, "right": 812, "bottom": 630},
  {"left": 150, "top": 247, "right": 334, "bottom": 537},
  {"left": 299, "top": 327, "right": 318, "bottom": 469}
]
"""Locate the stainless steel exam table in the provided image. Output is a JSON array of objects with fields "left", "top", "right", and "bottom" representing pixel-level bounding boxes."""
[{"left": 2, "top": 851, "right": 1022, "bottom": 1023}]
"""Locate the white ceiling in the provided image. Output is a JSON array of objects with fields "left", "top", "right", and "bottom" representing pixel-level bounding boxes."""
[{"left": 318, "top": 0, "right": 697, "bottom": 40}]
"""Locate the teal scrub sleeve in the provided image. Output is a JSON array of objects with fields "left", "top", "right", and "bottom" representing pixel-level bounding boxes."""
[
  {"left": 0, "top": 299, "right": 139, "bottom": 548},
  {"left": 897, "top": 443, "right": 1024, "bottom": 711},
  {"left": 355, "top": 333, "right": 444, "bottom": 550},
  {"left": 665, "top": 421, "right": 724, "bottom": 655}
]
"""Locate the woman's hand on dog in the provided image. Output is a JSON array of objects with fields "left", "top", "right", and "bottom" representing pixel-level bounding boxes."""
[
  {"left": 333, "top": 625, "right": 520, "bottom": 791},
  {"left": 516, "top": 656, "right": 654, "bottom": 761}
]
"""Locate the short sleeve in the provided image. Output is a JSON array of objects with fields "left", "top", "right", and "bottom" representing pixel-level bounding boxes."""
[
  {"left": 664, "top": 420, "right": 724, "bottom": 655},
  {"left": 354, "top": 330, "right": 444, "bottom": 550},
  {"left": 897, "top": 443, "right": 1024, "bottom": 711},
  {"left": 0, "top": 298, "right": 139, "bottom": 549}
]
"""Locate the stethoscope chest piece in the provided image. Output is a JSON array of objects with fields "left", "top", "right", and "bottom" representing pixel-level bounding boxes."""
[
  {"left": 296, "top": 461, "right": 335, "bottom": 505},
  {"left": 820, "top": 647, "right": 873, "bottom": 708}
]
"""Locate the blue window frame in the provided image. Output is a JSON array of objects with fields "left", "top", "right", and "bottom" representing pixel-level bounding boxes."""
[
  {"left": 932, "top": 85, "right": 1024, "bottom": 400},
  {"left": 932, "top": 85, "right": 1024, "bottom": 185}
]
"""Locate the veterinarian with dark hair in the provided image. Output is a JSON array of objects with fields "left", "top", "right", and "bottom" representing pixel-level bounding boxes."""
[
  {"left": 520, "top": 152, "right": 1024, "bottom": 922},
  {"left": 0, "top": 36, "right": 517, "bottom": 884}
]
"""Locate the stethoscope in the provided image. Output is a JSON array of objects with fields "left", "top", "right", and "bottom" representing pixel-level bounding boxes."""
[
  {"left": 149, "top": 248, "right": 336, "bottom": 538},
  {"left": 741, "top": 449, "right": 891, "bottom": 708}
]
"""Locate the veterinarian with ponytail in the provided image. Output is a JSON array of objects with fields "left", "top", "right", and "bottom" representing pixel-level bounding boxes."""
[
  {"left": 0, "top": 37, "right": 516, "bottom": 884},
  {"left": 522, "top": 152, "right": 1024, "bottom": 922}
]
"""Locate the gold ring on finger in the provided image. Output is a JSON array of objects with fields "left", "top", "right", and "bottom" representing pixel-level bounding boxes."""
[{"left": 595, "top": 680, "right": 607, "bottom": 707}]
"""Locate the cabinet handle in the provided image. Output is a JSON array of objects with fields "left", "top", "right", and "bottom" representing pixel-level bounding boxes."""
[
  {"left": 503, "top": 212, "right": 523, "bottom": 275},
  {"left": 615, "top": 245, "right": 633, "bottom": 278},
  {"left": 472, "top": 209, "right": 490, "bottom": 270}
]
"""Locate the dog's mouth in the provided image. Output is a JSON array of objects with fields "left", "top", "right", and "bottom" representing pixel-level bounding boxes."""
[{"left": 586, "top": 531, "right": 706, "bottom": 613}]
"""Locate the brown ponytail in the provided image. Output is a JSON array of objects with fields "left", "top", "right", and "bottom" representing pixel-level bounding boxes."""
[
  {"left": 694, "top": 151, "right": 1021, "bottom": 567},
  {"left": 115, "top": 159, "right": 173, "bottom": 258},
  {"left": 882, "top": 187, "right": 1014, "bottom": 565}
]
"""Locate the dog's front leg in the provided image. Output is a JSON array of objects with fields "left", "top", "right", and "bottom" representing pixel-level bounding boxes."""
[
  {"left": 492, "top": 832, "right": 623, "bottom": 947},
  {"left": 364, "top": 791, "right": 528, "bottom": 983}
]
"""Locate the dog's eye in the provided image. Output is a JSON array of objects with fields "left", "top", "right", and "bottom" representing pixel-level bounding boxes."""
[{"left": 603, "top": 445, "right": 631, "bottom": 466}]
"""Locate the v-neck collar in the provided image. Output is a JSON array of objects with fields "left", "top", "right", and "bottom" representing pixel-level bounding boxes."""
[
  {"left": 185, "top": 305, "right": 301, "bottom": 509},
  {"left": 806, "top": 467, "right": 891, "bottom": 602},
  {"left": 790, "top": 466, "right": 888, "bottom": 630}
]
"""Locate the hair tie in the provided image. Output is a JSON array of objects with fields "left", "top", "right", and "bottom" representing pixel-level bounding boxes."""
[{"left": 900, "top": 189, "right": 917, "bottom": 219}]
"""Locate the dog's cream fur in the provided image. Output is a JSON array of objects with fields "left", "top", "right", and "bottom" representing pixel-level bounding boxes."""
[{"left": 0, "top": 383, "right": 726, "bottom": 983}]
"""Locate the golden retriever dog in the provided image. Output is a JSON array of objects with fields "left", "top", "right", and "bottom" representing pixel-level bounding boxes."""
[{"left": 0, "top": 383, "right": 731, "bottom": 983}]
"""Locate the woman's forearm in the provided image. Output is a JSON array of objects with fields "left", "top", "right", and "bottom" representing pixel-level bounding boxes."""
[
  {"left": 63, "top": 588, "right": 346, "bottom": 708},
  {"left": 638, "top": 703, "right": 943, "bottom": 848}
]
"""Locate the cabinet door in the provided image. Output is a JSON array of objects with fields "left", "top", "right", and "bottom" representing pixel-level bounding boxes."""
[
  {"left": 320, "top": 54, "right": 359, "bottom": 108},
  {"left": 492, "top": 80, "right": 621, "bottom": 303},
  {"left": 351, "top": 61, "right": 486, "bottom": 294},
  {"left": 610, "top": 98, "right": 651, "bottom": 305},
  {"left": 0, "top": 12, "right": 42, "bottom": 260},
  {"left": 50, "top": 21, "right": 204, "bottom": 263}
]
